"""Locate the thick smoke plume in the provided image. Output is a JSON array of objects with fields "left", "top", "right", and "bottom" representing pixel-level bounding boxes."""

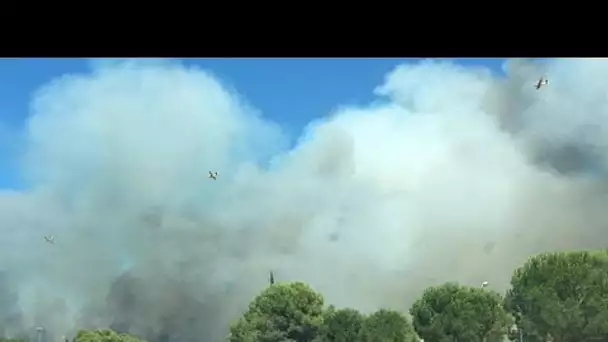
[{"left": 1, "top": 58, "right": 608, "bottom": 341}]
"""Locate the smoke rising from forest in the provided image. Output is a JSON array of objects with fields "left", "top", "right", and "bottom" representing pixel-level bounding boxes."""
[{"left": 1, "top": 58, "right": 608, "bottom": 341}]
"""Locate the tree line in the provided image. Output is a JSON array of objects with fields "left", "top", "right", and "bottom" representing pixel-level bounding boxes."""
[{"left": 4, "top": 249, "right": 608, "bottom": 342}]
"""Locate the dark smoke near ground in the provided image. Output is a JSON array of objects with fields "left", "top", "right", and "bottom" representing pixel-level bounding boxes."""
[{"left": 1, "top": 58, "right": 608, "bottom": 341}]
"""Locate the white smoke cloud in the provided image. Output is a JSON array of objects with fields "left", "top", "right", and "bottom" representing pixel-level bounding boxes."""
[{"left": 1, "top": 58, "right": 608, "bottom": 341}]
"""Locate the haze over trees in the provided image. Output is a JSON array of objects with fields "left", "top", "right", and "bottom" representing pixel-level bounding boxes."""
[
  {"left": 1, "top": 250, "right": 607, "bottom": 341},
  {"left": 225, "top": 249, "right": 608, "bottom": 342}
]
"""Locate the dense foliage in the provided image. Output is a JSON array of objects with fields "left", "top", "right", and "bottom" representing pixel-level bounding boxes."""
[
  {"left": 3, "top": 249, "right": 608, "bottom": 342},
  {"left": 74, "top": 329, "right": 146, "bottom": 342},
  {"left": 228, "top": 282, "right": 325, "bottom": 342},
  {"left": 410, "top": 283, "right": 510, "bottom": 342},
  {"left": 360, "top": 309, "right": 417, "bottom": 342},
  {"left": 227, "top": 282, "right": 418, "bottom": 342},
  {"left": 318, "top": 307, "right": 365, "bottom": 342},
  {"left": 505, "top": 250, "right": 608, "bottom": 342}
]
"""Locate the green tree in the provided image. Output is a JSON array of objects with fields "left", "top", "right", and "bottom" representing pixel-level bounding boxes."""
[
  {"left": 410, "top": 282, "right": 510, "bottom": 342},
  {"left": 360, "top": 309, "right": 418, "bottom": 342},
  {"left": 318, "top": 306, "right": 366, "bottom": 342},
  {"left": 228, "top": 282, "right": 325, "bottom": 342},
  {"left": 74, "top": 329, "right": 146, "bottom": 342},
  {"left": 505, "top": 250, "right": 608, "bottom": 342}
]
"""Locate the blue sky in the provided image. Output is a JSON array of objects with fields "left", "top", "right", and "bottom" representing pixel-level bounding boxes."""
[{"left": 0, "top": 58, "right": 505, "bottom": 190}]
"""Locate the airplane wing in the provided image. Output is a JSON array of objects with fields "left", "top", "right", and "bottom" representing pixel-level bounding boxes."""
[{"left": 536, "top": 77, "right": 548, "bottom": 88}]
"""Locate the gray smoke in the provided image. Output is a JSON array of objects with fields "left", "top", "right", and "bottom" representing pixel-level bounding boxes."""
[{"left": 1, "top": 58, "right": 608, "bottom": 341}]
